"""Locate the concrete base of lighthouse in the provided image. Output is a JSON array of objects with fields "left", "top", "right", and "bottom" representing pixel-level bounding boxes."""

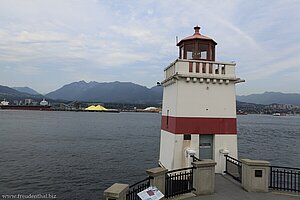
[{"left": 159, "top": 130, "right": 237, "bottom": 173}]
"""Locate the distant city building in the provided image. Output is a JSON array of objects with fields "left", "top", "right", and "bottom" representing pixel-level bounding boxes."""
[{"left": 25, "top": 99, "right": 33, "bottom": 105}]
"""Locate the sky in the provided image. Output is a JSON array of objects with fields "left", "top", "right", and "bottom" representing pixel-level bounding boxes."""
[{"left": 0, "top": 0, "right": 300, "bottom": 95}]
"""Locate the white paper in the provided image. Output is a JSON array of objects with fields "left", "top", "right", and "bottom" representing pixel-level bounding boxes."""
[{"left": 137, "top": 186, "right": 164, "bottom": 200}]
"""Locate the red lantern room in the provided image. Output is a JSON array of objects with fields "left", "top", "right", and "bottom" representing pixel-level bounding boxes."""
[{"left": 177, "top": 26, "right": 217, "bottom": 61}]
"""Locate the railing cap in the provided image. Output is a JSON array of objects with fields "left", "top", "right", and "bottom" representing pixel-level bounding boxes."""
[
  {"left": 177, "top": 59, "right": 236, "bottom": 66},
  {"left": 146, "top": 167, "right": 168, "bottom": 177},
  {"left": 164, "top": 59, "right": 236, "bottom": 71},
  {"left": 164, "top": 59, "right": 179, "bottom": 71},
  {"left": 166, "top": 167, "right": 194, "bottom": 174},
  {"left": 241, "top": 159, "right": 270, "bottom": 166},
  {"left": 192, "top": 159, "right": 216, "bottom": 168},
  {"left": 104, "top": 183, "right": 129, "bottom": 198}
]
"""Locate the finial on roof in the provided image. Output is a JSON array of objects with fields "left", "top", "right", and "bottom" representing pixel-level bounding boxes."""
[{"left": 194, "top": 25, "right": 201, "bottom": 35}]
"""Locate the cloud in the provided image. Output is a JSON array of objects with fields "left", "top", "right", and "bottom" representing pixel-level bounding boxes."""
[
  {"left": 16, "top": 31, "right": 67, "bottom": 43},
  {"left": 0, "top": 0, "right": 299, "bottom": 94}
]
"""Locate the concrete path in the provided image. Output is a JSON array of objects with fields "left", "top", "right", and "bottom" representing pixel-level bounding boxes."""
[{"left": 185, "top": 175, "right": 299, "bottom": 200}]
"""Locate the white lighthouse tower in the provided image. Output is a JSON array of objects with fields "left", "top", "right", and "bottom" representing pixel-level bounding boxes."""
[{"left": 159, "top": 26, "right": 242, "bottom": 173}]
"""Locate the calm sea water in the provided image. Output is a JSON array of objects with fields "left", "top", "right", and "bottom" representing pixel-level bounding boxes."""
[{"left": 0, "top": 111, "right": 299, "bottom": 200}]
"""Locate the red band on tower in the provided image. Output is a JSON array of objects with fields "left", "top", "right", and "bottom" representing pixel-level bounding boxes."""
[{"left": 161, "top": 116, "right": 237, "bottom": 134}]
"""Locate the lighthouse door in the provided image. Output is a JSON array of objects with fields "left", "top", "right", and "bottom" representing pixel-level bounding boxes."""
[{"left": 199, "top": 134, "right": 213, "bottom": 159}]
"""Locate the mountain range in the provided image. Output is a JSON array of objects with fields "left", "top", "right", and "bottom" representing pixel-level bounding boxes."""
[
  {"left": 1, "top": 81, "right": 300, "bottom": 105},
  {"left": 12, "top": 87, "right": 40, "bottom": 95},
  {"left": 45, "top": 81, "right": 163, "bottom": 104},
  {"left": 0, "top": 85, "right": 44, "bottom": 102},
  {"left": 237, "top": 92, "right": 300, "bottom": 105}
]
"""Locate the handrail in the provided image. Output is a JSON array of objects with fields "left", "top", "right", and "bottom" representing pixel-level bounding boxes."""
[
  {"left": 166, "top": 167, "right": 194, "bottom": 174},
  {"left": 225, "top": 155, "right": 241, "bottom": 165},
  {"left": 191, "top": 155, "right": 201, "bottom": 162},
  {"left": 127, "top": 177, "right": 152, "bottom": 200},
  {"left": 129, "top": 177, "right": 152, "bottom": 188},
  {"left": 224, "top": 155, "right": 242, "bottom": 183},
  {"left": 270, "top": 166, "right": 300, "bottom": 171},
  {"left": 165, "top": 166, "right": 194, "bottom": 198}
]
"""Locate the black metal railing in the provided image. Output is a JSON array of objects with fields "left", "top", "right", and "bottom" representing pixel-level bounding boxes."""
[
  {"left": 269, "top": 166, "right": 300, "bottom": 192},
  {"left": 126, "top": 177, "right": 151, "bottom": 200},
  {"left": 165, "top": 167, "right": 194, "bottom": 198},
  {"left": 224, "top": 155, "right": 242, "bottom": 183},
  {"left": 191, "top": 155, "right": 201, "bottom": 162}
]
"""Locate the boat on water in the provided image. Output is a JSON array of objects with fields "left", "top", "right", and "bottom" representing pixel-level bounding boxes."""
[
  {"left": 237, "top": 110, "right": 248, "bottom": 115},
  {"left": 0, "top": 105, "right": 52, "bottom": 111},
  {"left": 0, "top": 99, "right": 52, "bottom": 111},
  {"left": 273, "top": 113, "right": 281, "bottom": 116}
]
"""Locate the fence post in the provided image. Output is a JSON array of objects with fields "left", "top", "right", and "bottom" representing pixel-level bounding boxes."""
[
  {"left": 241, "top": 159, "right": 270, "bottom": 192},
  {"left": 192, "top": 160, "right": 216, "bottom": 195},
  {"left": 146, "top": 167, "right": 168, "bottom": 195},
  {"left": 219, "top": 148, "right": 230, "bottom": 175},
  {"left": 104, "top": 183, "right": 129, "bottom": 200}
]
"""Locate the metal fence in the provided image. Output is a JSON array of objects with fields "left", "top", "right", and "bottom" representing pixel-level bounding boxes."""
[
  {"left": 269, "top": 166, "right": 300, "bottom": 192},
  {"left": 191, "top": 155, "right": 201, "bottom": 162},
  {"left": 165, "top": 167, "right": 194, "bottom": 198},
  {"left": 224, "top": 155, "right": 242, "bottom": 183},
  {"left": 126, "top": 177, "right": 151, "bottom": 200}
]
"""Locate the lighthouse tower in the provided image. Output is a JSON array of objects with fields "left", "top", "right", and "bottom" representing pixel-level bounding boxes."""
[{"left": 159, "top": 26, "right": 242, "bottom": 173}]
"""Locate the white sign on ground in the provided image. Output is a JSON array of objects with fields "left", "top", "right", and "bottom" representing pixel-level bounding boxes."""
[{"left": 137, "top": 186, "right": 164, "bottom": 200}]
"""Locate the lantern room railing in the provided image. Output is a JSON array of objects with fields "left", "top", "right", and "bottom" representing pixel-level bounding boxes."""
[{"left": 164, "top": 59, "right": 236, "bottom": 80}]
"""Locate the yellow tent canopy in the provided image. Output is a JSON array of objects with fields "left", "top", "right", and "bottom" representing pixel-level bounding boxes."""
[{"left": 85, "top": 105, "right": 107, "bottom": 111}]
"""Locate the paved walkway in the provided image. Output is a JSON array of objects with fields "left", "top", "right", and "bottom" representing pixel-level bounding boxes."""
[{"left": 185, "top": 175, "right": 299, "bottom": 200}]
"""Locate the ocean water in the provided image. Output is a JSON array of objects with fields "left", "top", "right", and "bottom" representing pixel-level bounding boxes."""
[
  {"left": 237, "top": 114, "right": 300, "bottom": 166},
  {"left": 0, "top": 111, "right": 299, "bottom": 200}
]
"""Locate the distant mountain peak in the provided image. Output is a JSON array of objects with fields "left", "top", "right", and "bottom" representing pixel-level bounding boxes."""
[
  {"left": 237, "top": 92, "right": 300, "bottom": 105},
  {"left": 264, "top": 91, "right": 282, "bottom": 94},
  {"left": 12, "top": 86, "right": 40, "bottom": 95},
  {"left": 45, "top": 80, "right": 162, "bottom": 104},
  {"left": 0, "top": 85, "right": 46, "bottom": 102}
]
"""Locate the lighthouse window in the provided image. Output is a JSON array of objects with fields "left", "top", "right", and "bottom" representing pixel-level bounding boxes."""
[
  {"left": 198, "top": 44, "right": 208, "bottom": 59},
  {"left": 185, "top": 44, "right": 194, "bottom": 59},
  {"left": 184, "top": 134, "right": 191, "bottom": 140},
  {"left": 201, "top": 51, "right": 207, "bottom": 59},
  {"left": 187, "top": 52, "right": 193, "bottom": 59}
]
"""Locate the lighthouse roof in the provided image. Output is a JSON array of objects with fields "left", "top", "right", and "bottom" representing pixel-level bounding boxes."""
[{"left": 177, "top": 26, "right": 217, "bottom": 46}]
